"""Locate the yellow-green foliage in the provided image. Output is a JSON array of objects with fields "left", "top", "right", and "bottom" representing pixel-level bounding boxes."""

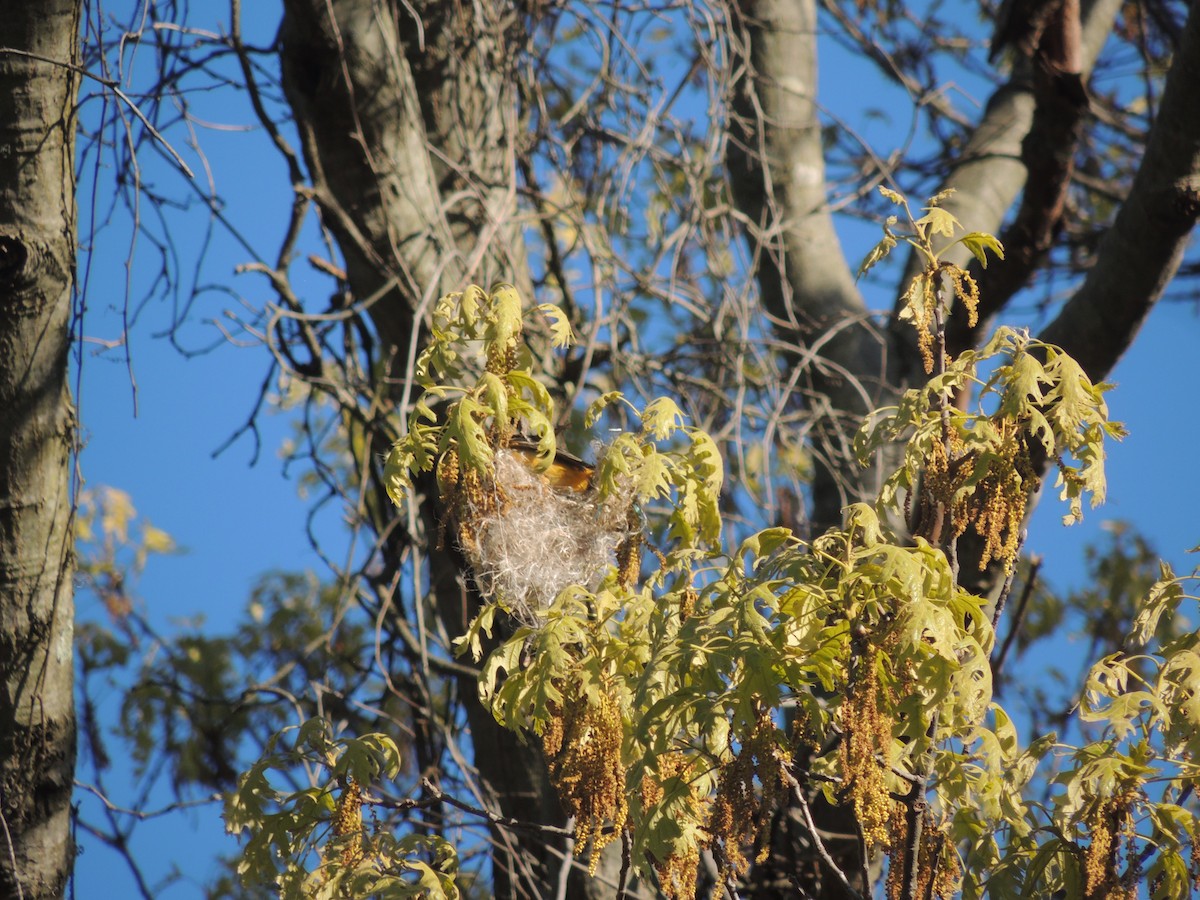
[
  {"left": 75, "top": 486, "right": 177, "bottom": 620},
  {"left": 855, "top": 326, "right": 1126, "bottom": 570},
  {"left": 226, "top": 719, "right": 458, "bottom": 899},
  {"left": 385, "top": 283, "right": 722, "bottom": 628},
  {"left": 233, "top": 237, "right": 1200, "bottom": 898}
]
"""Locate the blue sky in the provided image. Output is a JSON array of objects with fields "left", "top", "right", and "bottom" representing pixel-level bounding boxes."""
[{"left": 68, "top": 3, "right": 1200, "bottom": 897}]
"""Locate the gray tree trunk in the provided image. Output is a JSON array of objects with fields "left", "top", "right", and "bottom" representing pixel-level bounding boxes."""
[
  {"left": 726, "top": 0, "right": 1200, "bottom": 895},
  {"left": 272, "top": 0, "right": 1200, "bottom": 895},
  {"left": 0, "top": 1, "right": 81, "bottom": 898},
  {"left": 278, "top": 3, "right": 633, "bottom": 897}
]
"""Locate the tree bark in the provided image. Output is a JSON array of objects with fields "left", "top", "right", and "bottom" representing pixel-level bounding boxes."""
[
  {"left": 274, "top": 0, "right": 1200, "bottom": 896},
  {"left": 726, "top": 0, "right": 887, "bottom": 535},
  {"left": 0, "top": 2, "right": 81, "bottom": 898},
  {"left": 726, "top": 0, "right": 1120, "bottom": 534},
  {"left": 724, "top": 0, "right": 1121, "bottom": 533},
  {"left": 279, "top": 0, "right": 530, "bottom": 359},
  {"left": 278, "top": 3, "right": 626, "bottom": 897},
  {"left": 723, "top": 0, "right": 1200, "bottom": 895},
  {"left": 894, "top": 0, "right": 1122, "bottom": 377},
  {"left": 948, "top": 0, "right": 1089, "bottom": 356},
  {"left": 1039, "top": 0, "right": 1200, "bottom": 380}
]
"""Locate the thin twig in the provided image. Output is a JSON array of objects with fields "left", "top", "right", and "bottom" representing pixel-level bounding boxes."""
[
  {"left": 556, "top": 817, "right": 576, "bottom": 900},
  {"left": 403, "top": 779, "right": 575, "bottom": 837},
  {"left": 898, "top": 766, "right": 927, "bottom": 900},
  {"left": 853, "top": 813, "right": 871, "bottom": 897},
  {"left": 74, "top": 782, "right": 221, "bottom": 820},
  {"left": 0, "top": 794, "right": 24, "bottom": 900},
  {"left": 782, "top": 769, "right": 864, "bottom": 899},
  {"left": 992, "top": 553, "right": 1042, "bottom": 680},
  {"left": 1121, "top": 782, "right": 1195, "bottom": 883},
  {"left": 615, "top": 827, "right": 632, "bottom": 899},
  {"left": 0, "top": 46, "right": 194, "bottom": 177}
]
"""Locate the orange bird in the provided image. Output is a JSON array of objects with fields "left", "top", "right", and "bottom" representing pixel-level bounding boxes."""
[{"left": 508, "top": 439, "right": 596, "bottom": 493}]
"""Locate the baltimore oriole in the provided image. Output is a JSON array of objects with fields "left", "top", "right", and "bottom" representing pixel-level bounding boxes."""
[{"left": 508, "top": 438, "right": 596, "bottom": 493}]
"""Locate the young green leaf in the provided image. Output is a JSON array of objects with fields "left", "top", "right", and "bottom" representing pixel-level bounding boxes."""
[
  {"left": 536, "top": 302, "right": 575, "bottom": 348},
  {"left": 486, "top": 283, "right": 525, "bottom": 352},
  {"left": 958, "top": 231, "right": 1005, "bottom": 268},
  {"left": 584, "top": 390, "right": 626, "bottom": 428},
  {"left": 641, "top": 397, "right": 686, "bottom": 440},
  {"left": 857, "top": 220, "right": 898, "bottom": 281},
  {"left": 915, "top": 205, "right": 961, "bottom": 238}
]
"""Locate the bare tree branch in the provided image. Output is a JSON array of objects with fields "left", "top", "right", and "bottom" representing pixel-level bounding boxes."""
[
  {"left": 949, "top": 0, "right": 1089, "bottom": 355},
  {"left": 1039, "top": 0, "right": 1200, "bottom": 379},
  {"left": 727, "top": 0, "right": 889, "bottom": 533}
]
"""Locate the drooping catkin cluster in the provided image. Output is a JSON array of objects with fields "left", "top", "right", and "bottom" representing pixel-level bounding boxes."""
[
  {"left": 839, "top": 649, "right": 899, "bottom": 851},
  {"left": 542, "top": 685, "right": 628, "bottom": 873},
  {"left": 916, "top": 429, "right": 970, "bottom": 543},
  {"left": 438, "top": 445, "right": 639, "bottom": 624},
  {"left": 901, "top": 271, "right": 941, "bottom": 376},
  {"left": 331, "top": 776, "right": 365, "bottom": 869},
  {"left": 1191, "top": 829, "right": 1200, "bottom": 893},
  {"left": 917, "top": 419, "right": 1037, "bottom": 572},
  {"left": 640, "top": 753, "right": 705, "bottom": 900},
  {"left": 708, "top": 708, "right": 792, "bottom": 889},
  {"left": 885, "top": 806, "right": 962, "bottom": 900},
  {"left": 901, "top": 263, "right": 980, "bottom": 375},
  {"left": 965, "top": 420, "right": 1037, "bottom": 572},
  {"left": 1082, "top": 792, "right": 1138, "bottom": 900}
]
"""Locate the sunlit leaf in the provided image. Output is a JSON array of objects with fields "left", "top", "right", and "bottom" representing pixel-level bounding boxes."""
[{"left": 958, "top": 231, "right": 1005, "bottom": 268}]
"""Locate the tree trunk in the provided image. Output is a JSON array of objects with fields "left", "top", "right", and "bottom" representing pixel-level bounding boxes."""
[
  {"left": 278, "top": 3, "right": 632, "bottom": 897},
  {"left": 726, "top": 0, "right": 888, "bottom": 536},
  {"left": 0, "top": 2, "right": 81, "bottom": 898},
  {"left": 273, "top": 0, "right": 1200, "bottom": 895},
  {"left": 724, "top": 0, "right": 1198, "bottom": 895}
]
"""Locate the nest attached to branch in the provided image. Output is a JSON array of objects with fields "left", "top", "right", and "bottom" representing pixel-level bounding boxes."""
[{"left": 443, "top": 446, "right": 641, "bottom": 626}]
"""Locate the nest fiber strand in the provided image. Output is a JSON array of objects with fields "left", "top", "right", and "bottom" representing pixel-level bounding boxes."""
[{"left": 463, "top": 450, "right": 634, "bottom": 624}]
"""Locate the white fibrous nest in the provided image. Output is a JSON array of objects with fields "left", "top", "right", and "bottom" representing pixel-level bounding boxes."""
[{"left": 459, "top": 450, "right": 637, "bottom": 625}]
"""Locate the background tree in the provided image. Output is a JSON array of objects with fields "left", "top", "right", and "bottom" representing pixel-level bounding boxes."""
[
  {"left": 64, "top": 0, "right": 1200, "bottom": 898},
  {"left": 0, "top": 2, "right": 81, "bottom": 898}
]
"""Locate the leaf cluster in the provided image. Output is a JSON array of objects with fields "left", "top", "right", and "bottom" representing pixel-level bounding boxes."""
[
  {"left": 857, "top": 325, "right": 1126, "bottom": 570},
  {"left": 384, "top": 284, "right": 570, "bottom": 500},
  {"left": 234, "top": 271, "right": 1195, "bottom": 899},
  {"left": 970, "top": 563, "right": 1200, "bottom": 899},
  {"left": 226, "top": 719, "right": 458, "bottom": 899}
]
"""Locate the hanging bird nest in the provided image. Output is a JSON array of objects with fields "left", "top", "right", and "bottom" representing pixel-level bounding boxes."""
[{"left": 439, "top": 442, "right": 641, "bottom": 626}]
